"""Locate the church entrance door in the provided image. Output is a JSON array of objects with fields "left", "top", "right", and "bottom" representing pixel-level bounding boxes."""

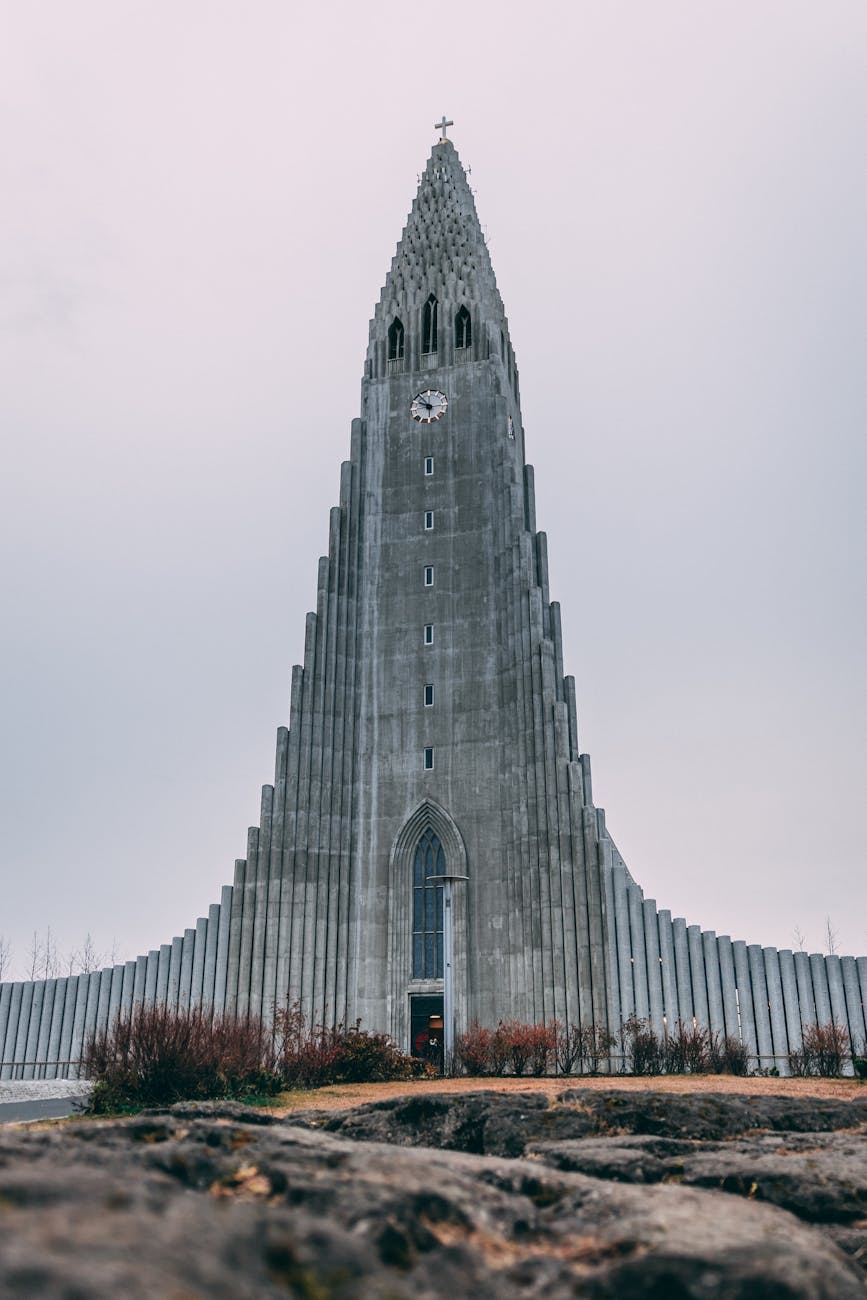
[{"left": 410, "top": 994, "right": 444, "bottom": 1073}]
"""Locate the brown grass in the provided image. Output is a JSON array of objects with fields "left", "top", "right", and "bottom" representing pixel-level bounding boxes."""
[{"left": 263, "top": 1072, "right": 866, "bottom": 1116}]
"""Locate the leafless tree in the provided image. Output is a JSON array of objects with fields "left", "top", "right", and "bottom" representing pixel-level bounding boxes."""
[
  {"left": 70, "top": 933, "right": 104, "bottom": 975},
  {"left": 793, "top": 925, "right": 807, "bottom": 953},
  {"left": 824, "top": 916, "right": 839, "bottom": 956},
  {"left": 0, "top": 934, "right": 11, "bottom": 982},
  {"left": 26, "top": 930, "right": 44, "bottom": 981},
  {"left": 26, "top": 927, "right": 61, "bottom": 981}
]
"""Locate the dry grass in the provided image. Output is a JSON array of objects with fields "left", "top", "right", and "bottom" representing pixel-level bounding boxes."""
[{"left": 264, "top": 1071, "right": 866, "bottom": 1116}]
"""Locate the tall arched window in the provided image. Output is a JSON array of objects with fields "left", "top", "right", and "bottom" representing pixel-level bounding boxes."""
[
  {"left": 387, "top": 317, "right": 405, "bottom": 360},
  {"left": 455, "top": 305, "right": 472, "bottom": 350},
  {"left": 412, "top": 829, "right": 444, "bottom": 978},
  {"left": 422, "top": 294, "right": 438, "bottom": 355}
]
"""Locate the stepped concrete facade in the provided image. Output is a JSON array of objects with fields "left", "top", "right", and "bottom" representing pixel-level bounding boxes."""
[{"left": 2, "top": 134, "right": 865, "bottom": 1078}]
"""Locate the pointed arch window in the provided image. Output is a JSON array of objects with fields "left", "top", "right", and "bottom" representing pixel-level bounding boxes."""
[
  {"left": 413, "top": 829, "right": 444, "bottom": 978},
  {"left": 455, "top": 305, "right": 472, "bottom": 350},
  {"left": 422, "top": 294, "right": 438, "bottom": 355},
  {"left": 387, "top": 316, "right": 405, "bottom": 361}
]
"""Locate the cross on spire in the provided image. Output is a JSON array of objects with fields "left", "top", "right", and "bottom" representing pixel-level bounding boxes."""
[{"left": 435, "top": 115, "right": 454, "bottom": 142}]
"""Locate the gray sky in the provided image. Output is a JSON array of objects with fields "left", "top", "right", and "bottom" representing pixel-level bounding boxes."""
[{"left": 1, "top": 1, "right": 865, "bottom": 980}]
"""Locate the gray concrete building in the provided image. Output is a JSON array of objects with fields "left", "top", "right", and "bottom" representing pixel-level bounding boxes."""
[{"left": 2, "top": 130, "right": 865, "bottom": 1077}]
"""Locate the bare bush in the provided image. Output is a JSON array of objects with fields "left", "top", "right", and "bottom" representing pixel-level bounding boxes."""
[{"left": 788, "top": 1021, "right": 851, "bottom": 1077}]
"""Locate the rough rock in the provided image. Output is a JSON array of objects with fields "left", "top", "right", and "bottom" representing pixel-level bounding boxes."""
[{"left": 0, "top": 1094, "right": 864, "bottom": 1297}]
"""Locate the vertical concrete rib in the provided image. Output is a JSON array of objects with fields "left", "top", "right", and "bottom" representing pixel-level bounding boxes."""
[
  {"left": 810, "top": 952, "right": 832, "bottom": 1025},
  {"left": 778, "top": 949, "right": 802, "bottom": 1053},
  {"left": 237, "top": 828, "right": 261, "bottom": 1016},
  {"left": 747, "top": 945, "right": 773, "bottom": 1069},
  {"left": 857, "top": 958, "right": 867, "bottom": 1054},
  {"left": 108, "top": 965, "right": 124, "bottom": 1028},
  {"left": 250, "top": 785, "right": 274, "bottom": 1020},
  {"left": 687, "top": 926, "right": 709, "bottom": 1030},
  {"left": 133, "top": 955, "right": 147, "bottom": 1008},
  {"left": 793, "top": 951, "right": 816, "bottom": 1029},
  {"left": 35, "top": 980, "right": 57, "bottom": 1079},
  {"left": 732, "top": 941, "right": 757, "bottom": 1058},
  {"left": 46, "top": 978, "right": 67, "bottom": 1080},
  {"left": 672, "top": 919, "right": 693, "bottom": 1026},
  {"left": 825, "top": 956, "right": 851, "bottom": 1071},
  {"left": 612, "top": 866, "right": 633, "bottom": 1021},
  {"left": 643, "top": 900, "right": 664, "bottom": 1031},
  {"left": 276, "top": 668, "right": 305, "bottom": 1014},
  {"left": 626, "top": 883, "right": 649, "bottom": 1022},
  {"left": 1, "top": 984, "right": 23, "bottom": 1079},
  {"left": 96, "top": 968, "right": 113, "bottom": 1036},
  {"left": 763, "top": 948, "right": 789, "bottom": 1073},
  {"left": 264, "top": 727, "right": 289, "bottom": 1021},
  {"left": 167, "top": 937, "right": 183, "bottom": 1011},
  {"left": 67, "top": 975, "right": 91, "bottom": 1079},
  {"left": 657, "top": 910, "right": 678, "bottom": 1029},
  {"left": 202, "top": 905, "right": 220, "bottom": 1010},
  {"left": 23, "top": 980, "right": 45, "bottom": 1079},
  {"left": 224, "top": 860, "right": 246, "bottom": 1016},
  {"left": 0, "top": 986, "right": 10, "bottom": 1074},
  {"left": 602, "top": 864, "right": 621, "bottom": 1044},
  {"left": 179, "top": 928, "right": 196, "bottom": 1011},
  {"left": 717, "top": 937, "right": 739, "bottom": 1039},
  {"left": 214, "top": 886, "right": 234, "bottom": 1016},
  {"left": 702, "top": 932, "right": 725, "bottom": 1038},
  {"left": 156, "top": 944, "right": 172, "bottom": 1007},
  {"left": 191, "top": 917, "right": 207, "bottom": 1008},
  {"left": 57, "top": 977, "right": 80, "bottom": 1080},
  {"left": 144, "top": 951, "right": 159, "bottom": 1006},
  {"left": 840, "top": 956, "right": 864, "bottom": 1049}
]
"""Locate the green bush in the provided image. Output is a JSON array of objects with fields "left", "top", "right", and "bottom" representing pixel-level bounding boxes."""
[{"left": 272, "top": 1002, "right": 417, "bottom": 1088}]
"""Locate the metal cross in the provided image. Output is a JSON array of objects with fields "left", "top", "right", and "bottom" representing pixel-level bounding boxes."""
[{"left": 435, "top": 115, "right": 454, "bottom": 141}]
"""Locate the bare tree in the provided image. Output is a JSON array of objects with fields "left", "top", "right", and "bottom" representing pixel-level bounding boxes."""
[
  {"left": 824, "top": 916, "right": 839, "bottom": 956},
  {"left": 793, "top": 925, "right": 807, "bottom": 953},
  {"left": 70, "top": 933, "right": 104, "bottom": 975},
  {"left": 25, "top": 927, "right": 61, "bottom": 982},
  {"left": 0, "top": 934, "right": 11, "bottom": 982},
  {"left": 26, "top": 930, "right": 44, "bottom": 981}
]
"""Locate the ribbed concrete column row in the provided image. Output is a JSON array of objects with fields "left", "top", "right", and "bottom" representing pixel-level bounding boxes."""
[
  {"left": 0, "top": 889, "right": 233, "bottom": 1079},
  {"left": 602, "top": 881, "right": 867, "bottom": 1075}
]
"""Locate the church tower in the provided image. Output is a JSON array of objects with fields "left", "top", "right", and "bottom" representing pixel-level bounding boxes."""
[
  {"left": 219, "top": 125, "right": 621, "bottom": 1051},
  {"left": 4, "top": 126, "right": 865, "bottom": 1080}
]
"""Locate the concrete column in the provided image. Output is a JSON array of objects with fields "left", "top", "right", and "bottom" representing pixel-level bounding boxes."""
[
  {"left": 657, "top": 910, "right": 678, "bottom": 1029},
  {"left": 612, "top": 866, "right": 633, "bottom": 1021},
  {"left": 793, "top": 952, "right": 816, "bottom": 1028},
  {"left": 156, "top": 944, "right": 171, "bottom": 1007},
  {"left": 825, "top": 956, "right": 852, "bottom": 1074},
  {"left": 857, "top": 958, "right": 867, "bottom": 1051},
  {"left": 57, "top": 976, "right": 82, "bottom": 1079},
  {"left": 672, "top": 918, "right": 693, "bottom": 1027},
  {"left": 602, "top": 864, "right": 622, "bottom": 1045},
  {"left": 179, "top": 929, "right": 195, "bottom": 1010},
  {"left": 702, "top": 932, "right": 725, "bottom": 1039},
  {"left": 810, "top": 952, "right": 832, "bottom": 1024},
  {"left": 46, "top": 977, "right": 67, "bottom": 1080},
  {"left": 763, "top": 948, "right": 789, "bottom": 1074},
  {"left": 121, "top": 961, "right": 136, "bottom": 1016},
  {"left": 65, "top": 975, "right": 89, "bottom": 1079},
  {"left": 133, "top": 955, "right": 148, "bottom": 1007},
  {"left": 1, "top": 983, "right": 24, "bottom": 1079},
  {"left": 95, "top": 968, "right": 113, "bottom": 1037},
  {"left": 224, "top": 861, "right": 246, "bottom": 1016},
  {"left": 747, "top": 945, "right": 773, "bottom": 1069},
  {"left": 778, "top": 950, "right": 802, "bottom": 1053},
  {"left": 13, "top": 983, "right": 35, "bottom": 1080},
  {"left": 687, "top": 926, "right": 709, "bottom": 1031},
  {"left": 627, "top": 883, "right": 649, "bottom": 1022},
  {"left": 643, "top": 900, "right": 664, "bottom": 1031},
  {"left": 732, "top": 942, "right": 757, "bottom": 1057},
  {"left": 201, "top": 908, "right": 219, "bottom": 1009},
  {"left": 144, "top": 951, "right": 160, "bottom": 1006},
  {"left": 717, "top": 937, "right": 739, "bottom": 1040},
  {"left": 23, "top": 980, "right": 45, "bottom": 1080},
  {"left": 167, "top": 936, "right": 183, "bottom": 1011},
  {"left": 77, "top": 972, "right": 102, "bottom": 1075},
  {"left": 108, "top": 965, "right": 124, "bottom": 1028},
  {"left": 213, "top": 886, "right": 233, "bottom": 1016},
  {"left": 189, "top": 919, "right": 207, "bottom": 1008},
  {"left": 841, "top": 957, "right": 865, "bottom": 1053},
  {"left": 0, "top": 985, "right": 11, "bottom": 1075},
  {"left": 34, "top": 980, "right": 57, "bottom": 1080}
]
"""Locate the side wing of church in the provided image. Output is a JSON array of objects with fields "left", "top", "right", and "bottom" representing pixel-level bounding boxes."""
[{"left": 2, "top": 133, "right": 865, "bottom": 1079}]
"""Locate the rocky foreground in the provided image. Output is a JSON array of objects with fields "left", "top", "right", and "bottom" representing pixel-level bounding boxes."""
[{"left": 0, "top": 1089, "right": 865, "bottom": 1297}]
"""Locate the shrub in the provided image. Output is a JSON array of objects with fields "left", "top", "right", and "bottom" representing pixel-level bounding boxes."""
[
  {"left": 788, "top": 1021, "right": 851, "bottom": 1077},
  {"left": 620, "top": 1015, "right": 664, "bottom": 1075},
  {"left": 272, "top": 1002, "right": 415, "bottom": 1088},
  {"left": 453, "top": 1020, "right": 496, "bottom": 1076},
  {"left": 709, "top": 1034, "right": 751, "bottom": 1076},
  {"left": 662, "top": 1021, "right": 711, "bottom": 1074},
  {"left": 83, "top": 1004, "right": 277, "bottom": 1113}
]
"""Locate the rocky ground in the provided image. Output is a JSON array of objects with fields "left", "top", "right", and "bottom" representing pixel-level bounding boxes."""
[{"left": 0, "top": 1088, "right": 865, "bottom": 1297}]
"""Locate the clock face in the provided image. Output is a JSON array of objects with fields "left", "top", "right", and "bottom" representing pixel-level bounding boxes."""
[{"left": 410, "top": 389, "right": 448, "bottom": 423}]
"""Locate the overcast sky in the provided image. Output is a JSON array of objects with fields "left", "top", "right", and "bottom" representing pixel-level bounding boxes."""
[{"left": 1, "top": 1, "right": 865, "bottom": 980}]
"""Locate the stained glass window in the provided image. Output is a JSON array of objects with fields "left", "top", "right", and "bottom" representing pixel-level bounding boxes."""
[{"left": 412, "top": 829, "right": 444, "bottom": 979}]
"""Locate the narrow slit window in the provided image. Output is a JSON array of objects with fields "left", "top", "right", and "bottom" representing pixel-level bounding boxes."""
[
  {"left": 424, "top": 511, "right": 434, "bottom": 530},
  {"left": 424, "top": 624, "right": 434, "bottom": 645},
  {"left": 423, "top": 747, "right": 434, "bottom": 770},
  {"left": 455, "top": 305, "right": 472, "bottom": 350},
  {"left": 387, "top": 316, "right": 405, "bottom": 361},
  {"left": 422, "top": 294, "right": 438, "bottom": 354},
  {"left": 424, "top": 566, "right": 434, "bottom": 587},
  {"left": 424, "top": 456, "right": 434, "bottom": 476},
  {"left": 424, "top": 683, "right": 434, "bottom": 707}
]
